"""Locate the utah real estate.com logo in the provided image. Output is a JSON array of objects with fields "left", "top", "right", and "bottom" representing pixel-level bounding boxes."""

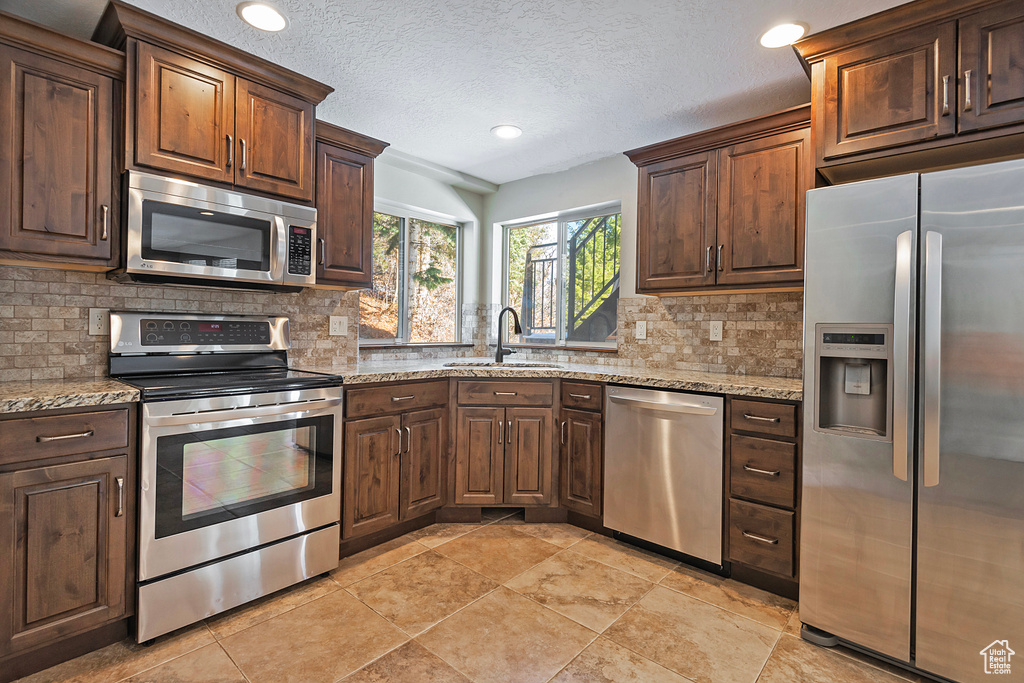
[{"left": 980, "top": 640, "right": 1014, "bottom": 675}]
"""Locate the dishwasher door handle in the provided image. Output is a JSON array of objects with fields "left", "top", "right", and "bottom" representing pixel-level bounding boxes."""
[{"left": 609, "top": 395, "right": 718, "bottom": 416}]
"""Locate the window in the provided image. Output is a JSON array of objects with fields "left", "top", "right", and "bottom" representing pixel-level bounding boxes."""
[
  {"left": 359, "top": 210, "right": 461, "bottom": 344},
  {"left": 503, "top": 206, "right": 621, "bottom": 347}
]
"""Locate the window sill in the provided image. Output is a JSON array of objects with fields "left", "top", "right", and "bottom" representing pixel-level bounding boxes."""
[
  {"left": 506, "top": 344, "right": 619, "bottom": 354},
  {"left": 359, "top": 342, "right": 474, "bottom": 349}
]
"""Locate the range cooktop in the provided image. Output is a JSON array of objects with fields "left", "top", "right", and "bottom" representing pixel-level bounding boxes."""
[{"left": 116, "top": 368, "right": 342, "bottom": 400}]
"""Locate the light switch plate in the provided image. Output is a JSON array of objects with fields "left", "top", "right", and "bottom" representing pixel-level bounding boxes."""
[
  {"left": 329, "top": 316, "right": 348, "bottom": 336},
  {"left": 636, "top": 321, "right": 647, "bottom": 340},
  {"left": 88, "top": 308, "right": 109, "bottom": 336},
  {"left": 710, "top": 320, "right": 723, "bottom": 342}
]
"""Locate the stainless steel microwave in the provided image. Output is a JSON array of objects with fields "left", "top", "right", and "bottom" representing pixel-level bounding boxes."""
[{"left": 112, "top": 170, "right": 316, "bottom": 291}]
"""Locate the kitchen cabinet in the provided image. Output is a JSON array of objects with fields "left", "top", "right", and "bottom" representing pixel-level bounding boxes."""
[
  {"left": 626, "top": 105, "right": 811, "bottom": 294},
  {"left": 314, "top": 121, "right": 389, "bottom": 289},
  {"left": 0, "top": 15, "right": 123, "bottom": 270},
  {"left": 794, "top": 0, "right": 1024, "bottom": 183},
  {"left": 343, "top": 381, "right": 447, "bottom": 538},
  {"left": 559, "top": 382, "right": 603, "bottom": 518}
]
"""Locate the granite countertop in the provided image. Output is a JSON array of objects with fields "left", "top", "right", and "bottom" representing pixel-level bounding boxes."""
[
  {"left": 296, "top": 357, "right": 803, "bottom": 401},
  {"left": 0, "top": 378, "right": 140, "bottom": 414}
]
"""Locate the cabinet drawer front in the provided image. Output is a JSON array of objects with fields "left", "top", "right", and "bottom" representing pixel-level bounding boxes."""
[
  {"left": 560, "top": 382, "right": 603, "bottom": 412},
  {"left": 730, "top": 399, "right": 797, "bottom": 438},
  {"left": 729, "top": 499, "right": 795, "bottom": 577},
  {"left": 730, "top": 435, "right": 796, "bottom": 508},
  {"left": 457, "top": 380, "right": 553, "bottom": 406},
  {"left": 346, "top": 381, "right": 448, "bottom": 418},
  {"left": 0, "top": 410, "right": 129, "bottom": 465}
]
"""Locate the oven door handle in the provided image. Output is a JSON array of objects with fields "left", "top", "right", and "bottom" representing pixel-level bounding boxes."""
[{"left": 144, "top": 397, "right": 342, "bottom": 427}]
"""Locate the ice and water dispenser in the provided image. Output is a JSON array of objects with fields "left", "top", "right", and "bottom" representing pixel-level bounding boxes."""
[{"left": 813, "top": 324, "right": 893, "bottom": 441}]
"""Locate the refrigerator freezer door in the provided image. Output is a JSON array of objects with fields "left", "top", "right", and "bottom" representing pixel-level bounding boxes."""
[
  {"left": 801, "top": 174, "right": 918, "bottom": 662},
  {"left": 916, "top": 159, "right": 1024, "bottom": 682}
]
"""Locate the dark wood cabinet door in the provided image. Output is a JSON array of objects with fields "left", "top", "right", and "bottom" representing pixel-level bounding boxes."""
[
  {"left": 504, "top": 407, "right": 553, "bottom": 506},
  {"left": 819, "top": 21, "right": 956, "bottom": 160},
  {"left": 0, "top": 45, "right": 115, "bottom": 265},
  {"left": 400, "top": 408, "right": 446, "bottom": 520},
  {"left": 958, "top": 1, "right": 1024, "bottom": 133},
  {"left": 234, "top": 78, "right": 314, "bottom": 201},
  {"left": 716, "top": 127, "right": 810, "bottom": 286},
  {"left": 454, "top": 407, "right": 504, "bottom": 505},
  {"left": 560, "top": 409, "right": 602, "bottom": 517},
  {"left": 343, "top": 415, "right": 401, "bottom": 538},
  {"left": 0, "top": 456, "right": 127, "bottom": 657},
  {"left": 134, "top": 41, "right": 234, "bottom": 184},
  {"left": 315, "top": 141, "right": 373, "bottom": 287},
  {"left": 637, "top": 151, "right": 717, "bottom": 292}
]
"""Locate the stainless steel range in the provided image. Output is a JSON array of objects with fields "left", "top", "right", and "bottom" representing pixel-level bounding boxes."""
[{"left": 109, "top": 312, "right": 342, "bottom": 643}]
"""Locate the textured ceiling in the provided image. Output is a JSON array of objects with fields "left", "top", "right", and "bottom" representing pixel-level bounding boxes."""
[{"left": 3, "top": 0, "right": 909, "bottom": 185}]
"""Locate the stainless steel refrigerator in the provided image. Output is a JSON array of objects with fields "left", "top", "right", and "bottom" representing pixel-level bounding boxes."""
[{"left": 801, "top": 158, "right": 1024, "bottom": 683}]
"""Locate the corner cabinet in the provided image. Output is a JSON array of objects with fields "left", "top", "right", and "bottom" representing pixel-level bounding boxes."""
[
  {"left": 314, "top": 122, "right": 389, "bottom": 289},
  {"left": 626, "top": 105, "right": 811, "bottom": 294}
]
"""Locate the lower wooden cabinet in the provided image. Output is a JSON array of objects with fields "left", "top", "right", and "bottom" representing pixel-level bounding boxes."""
[
  {"left": 504, "top": 408, "right": 553, "bottom": 506},
  {"left": 454, "top": 406, "right": 504, "bottom": 505},
  {"left": 560, "top": 408, "right": 603, "bottom": 517},
  {"left": 400, "top": 408, "right": 446, "bottom": 519}
]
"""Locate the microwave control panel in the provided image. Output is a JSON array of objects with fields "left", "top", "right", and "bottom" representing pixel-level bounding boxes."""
[
  {"left": 140, "top": 318, "right": 271, "bottom": 346},
  {"left": 288, "top": 226, "right": 313, "bottom": 275}
]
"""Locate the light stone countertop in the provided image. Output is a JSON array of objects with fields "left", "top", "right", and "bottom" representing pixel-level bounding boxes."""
[{"left": 0, "top": 378, "right": 140, "bottom": 414}]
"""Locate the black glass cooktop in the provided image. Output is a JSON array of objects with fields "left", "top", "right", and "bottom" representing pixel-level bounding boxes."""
[{"left": 118, "top": 368, "right": 341, "bottom": 400}]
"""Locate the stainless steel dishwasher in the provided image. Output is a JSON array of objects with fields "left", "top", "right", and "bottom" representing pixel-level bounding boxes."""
[{"left": 604, "top": 386, "right": 724, "bottom": 565}]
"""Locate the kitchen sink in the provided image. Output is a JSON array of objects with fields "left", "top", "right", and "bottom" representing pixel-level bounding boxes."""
[{"left": 442, "top": 361, "right": 562, "bottom": 369}]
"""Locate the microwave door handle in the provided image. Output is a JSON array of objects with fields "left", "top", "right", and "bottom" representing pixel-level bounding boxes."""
[{"left": 272, "top": 216, "right": 287, "bottom": 280}]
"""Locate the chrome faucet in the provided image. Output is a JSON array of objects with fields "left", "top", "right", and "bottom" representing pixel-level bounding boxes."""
[{"left": 495, "top": 307, "right": 522, "bottom": 363}]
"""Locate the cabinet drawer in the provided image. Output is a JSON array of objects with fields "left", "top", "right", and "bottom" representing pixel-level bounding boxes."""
[
  {"left": 730, "top": 399, "right": 797, "bottom": 438},
  {"left": 560, "top": 382, "right": 602, "bottom": 412},
  {"left": 0, "top": 409, "right": 129, "bottom": 466},
  {"left": 729, "top": 499, "right": 795, "bottom": 577},
  {"left": 457, "top": 381, "right": 553, "bottom": 406},
  {"left": 346, "top": 381, "right": 447, "bottom": 419},
  {"left": 730, "top": 435, "right": 796, "bottom": 509}
]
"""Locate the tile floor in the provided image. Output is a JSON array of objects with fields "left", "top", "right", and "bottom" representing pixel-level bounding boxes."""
[{"left": 17, "top": 510, "right": 928, "bottom": 683}]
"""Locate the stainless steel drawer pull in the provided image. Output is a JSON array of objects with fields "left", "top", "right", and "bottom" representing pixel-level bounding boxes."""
[
  {"left": 743, "top": 413, "right": 780, "bottom": 423},
  {"left": 568, "top": 393, "right": 591, "bottom": 400},
  {"left": 741, "top": 530, "right": 778, "bottom": 545},
  {"left": 391, "top": 395, "right": 415, "bottom": 402},
  {"left": 493, "top": 391, "right": 517, "bottom": 396},
  {"left": 115, "top": 477, "right": 124, "bottom": 517},
  {"left": 36, "top": 429, "right": 94, "bottom": 442},
  {"left": 743, "top": 464, "right": 781, "bottom": 477}
]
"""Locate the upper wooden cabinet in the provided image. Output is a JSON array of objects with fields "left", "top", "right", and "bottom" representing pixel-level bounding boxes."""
[
  {"left": 95, "top": 0, "right": 332, "bottom": 202},
  {"left": 794, "top": 0, "right": 1024, "bottom": 183},
  {"left": 626, "top": 105, "right": 811, "bottom": 294},
  {"left": 315, "top": 122, "right": 389, "bottom": 289},
  {"left": 0, "top": 13, "right": 123, "bottom": 271}
]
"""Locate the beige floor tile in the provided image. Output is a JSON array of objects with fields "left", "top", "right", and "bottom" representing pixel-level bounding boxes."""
[
  {"left": 551, "top": 637, "right": 693, "bottom": 683},
  {"left": 16, "top": 623, "right": 215, "bottom": 683},
  {"left": 347, "top": 550, "right": 498, "bottom": 635},
  {"left": 220, "top": 591, "right": 407, "bottom": 683},
  {"left": 342, "top": 641, "right": 471, "bottom": 682},
  {"left": 418, "top": 586, "right": 596, "bottom": 683},
  {"left": 122, "top": 643, "right": 245, "bottom": 682},
  {"left": 405, "top": 523, "right": 483, "bottom": 549},
  {"left": 758, "top": 635, "right": 911, "bottom": 683},
  {"left": 330, "top": 535, "right": 429, "bottom": 586},
  {"left": 570, "top": 534, "right": 679, "bottom": 582},
  {"left": 434, "top": 525, "right": 561, "bottom": 582},
  {"left": 783, "top": 609, "right": 803, "bottom": 637},
  {"left": 660, "top": 563, "right": 795, "bottom": 630},
  {"left": 604, "top": 585, "right": 779, "bottom": 683},
  {"left": 205, "top": 575, "right": 340, "bottom": 640},
  {"left": 505, "top": 550, "right": 653, "bottom": 632},
  {"left": 516, "top": 523, "right": 591, "bottom": 548}
]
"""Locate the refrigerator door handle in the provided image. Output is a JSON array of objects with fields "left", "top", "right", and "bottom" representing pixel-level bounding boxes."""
[
  {"left": 892, "top": 230, "right": 914, "bottom": 482},
  {"left": 922, "top": 230, "right": 943, "bottom": 487}
]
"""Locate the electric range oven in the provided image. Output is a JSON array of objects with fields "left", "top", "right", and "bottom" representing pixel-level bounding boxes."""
[{"left": 110, "top": 312, "right": 342, "bottom": 642}]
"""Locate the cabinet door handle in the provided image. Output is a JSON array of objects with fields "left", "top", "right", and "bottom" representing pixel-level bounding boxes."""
[
  {"left": 493, "top": 391, "right": 517, "bottom": 396},
  {"left": 741, "top": 530, "right": 778, "bottom": 545},
  {"left": 404, "top": 426, "right": 411, "bottom": 454},
  {"left": 743, "top": 413, "right": 780, "bottom": 424},
  {"left": 963, "top": 70, "right": 973, "bottom": 111},
  {"left": 941, "top": 75, "right": 950, "bottom": 116},
  {"left": 568, "top": 393, "right": 591, "bottom": 400},
  {"left": 395, "top": 427, "right": 403, "bottom": 455},
  {"left": 37, "top": 429, "right": 94, "bottom": 442},
  {"left": 743, "top": 464, "right": 781, "bottom": 477},
  {"left": 717, "top": 244, "right": 724, "bottom": 271},
  {"left": 705, "top": 245, "right": 712, "bottom": 274},
  {"left": 507, "top": 420, "right": 512, "bottom": 444},
  {"left": 240, "top": 139, "right": 247, "bottom": 172},
  {"left": 497, "top": 418, "right": 503, "bottom": 445},
  {"left": 560, "top": 420, "right": 567, "bottom": 445},
  {"left": 318, "top": 238, "right": 325, "bottom": 265},
  {"left": 226, "top": 134, "right": 234, "bottom": 167},
  {"left": 100, "top": 205, "right": 109, "bottom": 241},
  {"left": 115, "top": 476, "right": 124, "bottom": 517},
  {"left": 391, "top": 395, "right": 415, "bottom": 402}
]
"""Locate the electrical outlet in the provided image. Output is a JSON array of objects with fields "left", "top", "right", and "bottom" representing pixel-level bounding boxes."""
[
  {"left": 329, "top": 316, "right": 348, "bottom": 336},
  {"left": 88, "top": 308, "right": 109, "bottom": 336},
  {"left": 636, "top": 320, "right": 647, "bottom": 340},
  {"left": 710, "top": 320, "right": 723, "bottom": 342}
]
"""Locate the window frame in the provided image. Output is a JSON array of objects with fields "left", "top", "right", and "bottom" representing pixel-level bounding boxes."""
[
  {"left": 359, "top": 202, "right": 463, "bottom": 347},
  {"left": 501, "top": 202, "right": 621, "bottom": 350}
]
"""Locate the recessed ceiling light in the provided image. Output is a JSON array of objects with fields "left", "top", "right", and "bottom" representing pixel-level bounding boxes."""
[
  {"left": 759, "top": 23, "right": 806, "bottom": 48},
  {"left": 491, "top": 124, "right": 523, "bottom": 140},
  {"left": 236, "top": 2, "right": 288, "bottom": 32}
]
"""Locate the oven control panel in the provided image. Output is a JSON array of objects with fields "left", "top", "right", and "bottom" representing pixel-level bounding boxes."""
[
  {"left": 140, "top": 318, "right": 271, "bottom": 346},
  {"left": 288, "top": 226, "right": 312, "bottom": 276}
]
